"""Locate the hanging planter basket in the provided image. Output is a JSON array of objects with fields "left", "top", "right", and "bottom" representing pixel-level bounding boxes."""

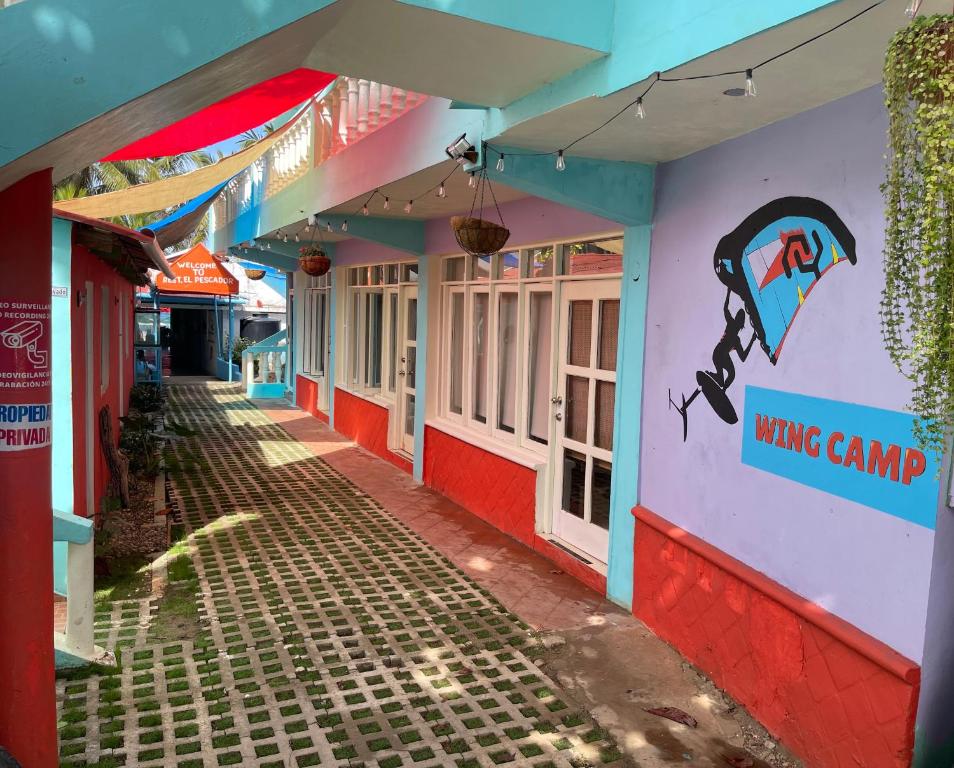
[
  {"left": 450, "top": 167, "right": 510, "bottom": 257},
  {"left": 451, "top": 216, "right": 511, "bottom": 257},
  {"left": 299, "top": 246, "right": 330, "bottom": 277},
  {"left": 244, "top": 268, "right": 266, "bottom": 281}
]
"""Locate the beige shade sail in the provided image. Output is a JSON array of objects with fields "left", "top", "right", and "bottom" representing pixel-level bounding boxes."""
[{"left": 53, "top": 102, "right": 309, "bottom": 219}]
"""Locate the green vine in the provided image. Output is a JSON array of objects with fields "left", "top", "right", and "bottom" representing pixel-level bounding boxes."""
[{"left": 881, "top": 14, "right": 954, "bottom": 461}]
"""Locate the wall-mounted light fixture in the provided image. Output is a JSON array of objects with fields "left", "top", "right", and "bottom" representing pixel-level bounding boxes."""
[{"left": 445, "top": 134, "right": 478, "bottom": 165}]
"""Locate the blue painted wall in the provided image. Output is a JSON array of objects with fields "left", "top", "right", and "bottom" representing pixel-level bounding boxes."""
[
  {"left": 51, "top": 218, "right": 73, "bottom": 596},
  {"left": 605, "top": 224, "right": 652, "bottom": 607}
]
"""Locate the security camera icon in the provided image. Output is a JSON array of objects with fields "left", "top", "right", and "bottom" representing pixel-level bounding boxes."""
[{"left": 1, "top": 320, "right": 48, "bottom": 369}]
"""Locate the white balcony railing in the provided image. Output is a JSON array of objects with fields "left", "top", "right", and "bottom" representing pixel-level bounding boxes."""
[{"left": 215, "top": 77, "right": 426, "bottom": 231}]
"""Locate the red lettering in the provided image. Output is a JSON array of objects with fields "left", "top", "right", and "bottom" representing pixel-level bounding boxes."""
[
  {"left": 842, "top": 435, "right": 865, "bottom": 471},
  {"left": 805, "top": 426, "right": 821, "bottom": 458},
  {"left": 902, "top": 448, "right": 926, "bottom": 485},
  {"left": 774, "top": 419, "right": 789, "bottom": 448},
  {"left": 786, "top": 422, "right": 804, "bottom": 452},
  {"left": 827, "top": 431, "right": 845, "bottom": 464},
  {"left": 755, "top": 414, "right": 776, "bottom": 443},
  {"left": 867, "top": 440, "right": 901, "bottom": 481}
]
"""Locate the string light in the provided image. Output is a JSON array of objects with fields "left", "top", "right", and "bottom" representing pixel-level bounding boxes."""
[
  {"left": 404, "top": 200, "right": 413, "bottom": 214},
  {"left": 306, "top": 214, "right": 316, "bottom": 228},
  {"left": 249, "top": 238, "right": 257, "bottom": 247},
  {"left": 555, "top": 151, "right": 566, "bottom": 172},
  {"left": 496, "top": 154, "right": 505, "bottom": 172},
  {"left": 326, "top": 221, "right": 333, "bottom": 232},
  {"left": 341, "top": 220, "right": 349, "bottom": 232},
  {"left": 468, "top": 173, "right": 476, "bottom": 189},
  {"left": 437, "top": 183, "right": 446, "bottom": 198},
  {"left": 283, "top": 234, "right": 288, "bottom": 243},
  {"left": 634, "top": 97, "right": 645, "bottom": 120},
  {"left": 744, "top": 68, "right": 757, "bottom": 97},
  {"left": 383, "top": 196, "right": 390, "bottom": 210},
  {"left": 361, "top": 203, "right": 369, "bottom": 216},
  {"left": 294, "top": 233, "right": 300, "bottom": 242}
]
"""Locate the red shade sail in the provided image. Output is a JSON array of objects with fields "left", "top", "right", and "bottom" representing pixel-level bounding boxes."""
[
  {"left": 156, "top": 244, "right": 238, "bottom": 296},
  {"left": 103, "top": 68, "right": 335, "bottom": 161}
]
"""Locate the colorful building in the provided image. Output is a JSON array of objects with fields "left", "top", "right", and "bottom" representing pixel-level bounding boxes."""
[{"left": 0, "top": 1, "right": 952, "bottom": 765}]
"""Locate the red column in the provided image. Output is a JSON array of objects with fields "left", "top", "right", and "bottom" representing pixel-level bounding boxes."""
[{"left": 0, "top": 170, "right": 57, "bottom": 767}]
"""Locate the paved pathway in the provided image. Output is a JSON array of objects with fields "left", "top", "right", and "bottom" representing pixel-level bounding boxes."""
[{"left": 57, "top": 383, "right": 625, "bottom": 768}]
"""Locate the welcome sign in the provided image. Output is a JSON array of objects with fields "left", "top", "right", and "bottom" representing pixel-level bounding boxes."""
[
  {"left": 741, "top": 386, "right": 940, "bottom": 528},
  {"left": 156, "top": 244, "right": 238, "bottom": 296}
]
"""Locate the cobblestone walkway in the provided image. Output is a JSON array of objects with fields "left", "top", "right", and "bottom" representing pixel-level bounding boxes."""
[{"left": 57, "top": 383, "right": 625, "bottom": 768}]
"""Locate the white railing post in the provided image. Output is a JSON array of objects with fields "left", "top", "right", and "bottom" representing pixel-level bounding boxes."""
[
  {"left": 368, "top": 81, "right": 381, "bottom": 129},
  {"left": 393, "top": 87, "right": 407, "bottom": 113},
  {"left": 380, "top": 84, "right": 393, "bottom": 123},
  {"left": 64, "top": 539, "right": 95, "bottom": 657},
  {"left": 346, "top": 78, "right": 359, "bottom": 143},
  {"left": 357, "top": 79, "right": 370, "bottom": 135}
]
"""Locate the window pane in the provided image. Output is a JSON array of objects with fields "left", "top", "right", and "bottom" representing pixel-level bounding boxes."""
[
  {"left": 449, "top": 293, "right": 464, "bottom": 415},
  {"left": 349, "top": 268, "right": 360, "bottom": 286},
  {"left": 370, "top": 265, "right": 383, "bottom": 285},
  {"left": 495, "top": 251, "right": 520, "bottom": 280},
  {"left": 528, "top": 247, "right": 554, "bottom": 278},
  {"left": 405, "top": 394, "right": 416, "bottom": 437},
  {"left": 527, "top": 292, "right": 552, "bottom": 444},
  {"left": 561, "top": 449, "right": 586, "bottom": 518},
  {"left": 406, "top": 297, "right": 417, "bottom": 342},
  {"left": 365, "top": 292, "right": 383, "bottom": 388},
  {"left": 598, "top": 299, "right": 619, "bottom": 371},
  {"left": 387, "top": 293, "right": 398, "bottom": 392},
  {"left": 386, "top": 264, "right": 399, "bottom": 284},
  {"left": 444, "top": 257, "right": 465, "bottom": 282},
  {"left": 405, "top": 347, "right": 416, "bottom": 389},
  {"left": 591, "top": 459, "right": 612, "bottom": 530},
  {"left": 401, "top": 263, "right": 419, "bottom": 283},
  {"left": 350, "top": 292, "right": 359, "bottom": 385},
  {"left": 472, "top": 292, "right": 489, "bottom": 424},
  {"left": 565, "top": 375, "right": 589, "bottom": 443},
  {"left": 568, "top": 301, "right": 592, "bottom": 367},
  {"left": 496, "top": 293, "right": 518, "bottom": 433},
  {"left": 315, "top": 292, "right": 327, "bottom": 376},
  {"left": 564, "top": 238, "right": 624, "bottom": 275},
  {"left": 595, "top": 380, "right": 615, "bottom": 450},
  {"left": 472, "top": 254, "right": 491, "bottom": 281}
]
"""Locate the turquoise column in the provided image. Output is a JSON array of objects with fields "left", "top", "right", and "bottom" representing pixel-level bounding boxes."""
[
  {"left": 412, "top": 255, "right": 428, "bottom": 482},
  {"left": 227, "top": 295, "right": 234, "bottom": 382},
  {"left": 606, "top": 224, "right": 652, "bottom": 608},
  {"left": 328, "top": 267, "right": 336, "bottom": 428},
  {"left": 286, "top": 270, "right": 295, "bottom": 399},
  {"left": 51, "top": 218, "right": 73, "bottom": 595}
]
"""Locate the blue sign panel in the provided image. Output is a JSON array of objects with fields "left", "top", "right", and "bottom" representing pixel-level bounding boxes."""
[{"left": 741, "top": 386, "right": 940, "bottom": 529}]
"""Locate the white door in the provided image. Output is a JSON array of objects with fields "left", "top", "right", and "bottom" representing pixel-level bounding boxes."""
[
  {"left": 551, "top": 280, "right": 621, "bottom": 563},
  {"left": 396, "top": 286, "right": 418, "bottom": 454}
]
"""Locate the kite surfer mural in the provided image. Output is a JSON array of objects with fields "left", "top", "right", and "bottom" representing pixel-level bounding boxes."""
[{"left": 669, "top": 196, "right": 857, "bottom": 441}]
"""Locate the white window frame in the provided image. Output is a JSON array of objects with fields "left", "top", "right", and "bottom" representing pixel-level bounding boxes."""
[
  {"left": 302, "top": 273, "right": 330, "bottom": 378},
  {"left": 435, "top": 232, "right": 623, "bottom": 458}
]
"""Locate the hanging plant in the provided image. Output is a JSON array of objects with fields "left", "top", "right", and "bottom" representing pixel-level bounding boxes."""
[
  {"left": 244, "top": 268, "right": 266, "bottom": 281},
  {"left": 299, "top": 244, "right": 330, "bottom": 276},
  {"left": 451, "top": 168, "right": 510, "bottom": 257},
  {"left": 881, "top": 13, "right": 954, "bottom": 460}
]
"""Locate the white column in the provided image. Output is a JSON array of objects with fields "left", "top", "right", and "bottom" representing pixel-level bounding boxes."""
[
  {"left": 368, "top": 81, "right": 380, "bottom": 129},
  {"left": 357, "top": 79, "right": 370, "bottom": 135},
  {"left": 64, "top": 540, "right": 95, "bottom": 657},
  {"left": 346, "top": 78, "right": 359, "bottom": 142},
  {"left": 380, "top": 84, "right": 393, "bottom": 122}
]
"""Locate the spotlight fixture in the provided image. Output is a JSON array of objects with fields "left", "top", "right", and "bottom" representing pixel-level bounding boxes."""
[{"left": 445, "top": 133, "right": 478, "bottom": 164}]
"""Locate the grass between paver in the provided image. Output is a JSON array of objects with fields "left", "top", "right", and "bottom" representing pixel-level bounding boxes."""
[{"left": 55, "top": 383, "right": 630, "bottom": 768}]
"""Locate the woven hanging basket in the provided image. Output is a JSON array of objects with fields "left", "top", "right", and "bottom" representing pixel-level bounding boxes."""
[
  {"left": 244, "top": 268, "right": 266, "bottom": 281},
  {"left": 299, "top": 247, "right": 330, "bottom": 277},
  {"left": 451, "top": 216, "right": 510, "bottom": 257}
]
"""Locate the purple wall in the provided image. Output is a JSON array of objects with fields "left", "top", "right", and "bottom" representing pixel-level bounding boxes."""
[
  {"left": 641, "top": 86, "right": 935, "bottom": 662},
  {"left": 333, "top": 239, "right": 409, "bottom": 266}
]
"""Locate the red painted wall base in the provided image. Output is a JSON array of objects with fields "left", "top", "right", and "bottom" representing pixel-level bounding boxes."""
[
  {"left": 295, "top": 375, "right": 329, "bottom": 423},
  {"left": 333, "top": 388, "right": 411, "bottom": 474},
  {"left": 632, "top": 505, "right": 919, "bottom": 768}
]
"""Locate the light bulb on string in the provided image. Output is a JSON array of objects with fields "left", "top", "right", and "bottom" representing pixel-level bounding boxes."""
[
  {"left": 383, "top": 197, "right": 390, "bottom": 210},
  {"left": 437, "top": 183, "right": 446, "bottom": 199},
  {"left": 249, "top": 238, "right": 257, "bottom": 247},
  {"left": 556, "top": 151, "right": 566, "bottom": 171},
  {"left": 745, "top": 69, "right": 757, "bottom": 97},
  {"left": 468, "top": 173, "right": 476, "bottom": 189},
  {"left": 496, "top": 154, "right": 505, "bottom": 172},
  {"left": 326, "top": 221, "right": 333, "bottom": 232},
  {"left": 404, "top": 200, "right": 413, "bottom": 214},
  {"left": 306, "top": 214, "right": 316, "bottom": 228},
  {"left": 361, "top": 203, "right": 369, "bottom": 216},
  {"left": 341, "top": 220, "right": 349, "bottom": 233},
  {"left": 635, "top": 97, "right": 645, "bottom": 120},
  {"left": 294, "top": 233, "right": 300, "bottom": 243},
  {"left": 283, "top": 234, "right": 288, "bottom": 243}
]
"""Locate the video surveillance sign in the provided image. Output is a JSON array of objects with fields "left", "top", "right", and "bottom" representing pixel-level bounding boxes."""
[{"left": 0, "top": 300, "right": 51, "bottom": 452}]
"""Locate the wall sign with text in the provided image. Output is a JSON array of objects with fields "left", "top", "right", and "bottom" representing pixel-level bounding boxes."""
[{"left": 741, "top": 386, "right": 940, "bottom": 528}]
